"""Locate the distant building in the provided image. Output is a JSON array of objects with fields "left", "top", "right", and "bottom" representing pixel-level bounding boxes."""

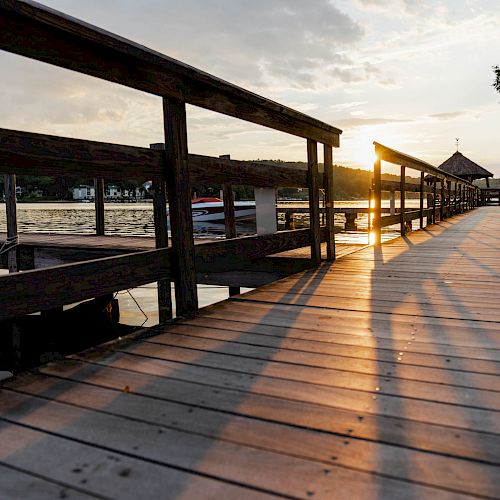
[{"left": 72, "top": 185, "right": 95, "bottom": 200}]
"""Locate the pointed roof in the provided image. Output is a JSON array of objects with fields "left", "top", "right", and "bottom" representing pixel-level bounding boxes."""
[{"left": 438, "top": 151, "right": 493, "bottom": 180}]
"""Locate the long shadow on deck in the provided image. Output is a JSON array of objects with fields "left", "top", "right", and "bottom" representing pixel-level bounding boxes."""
[{"left": 369, "top": 208, "right": 499, "bottom": 499}]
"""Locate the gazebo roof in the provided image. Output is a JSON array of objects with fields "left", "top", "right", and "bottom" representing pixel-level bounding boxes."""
[{"left": 438, "top": 151, "right": 493, "bottom": 180}]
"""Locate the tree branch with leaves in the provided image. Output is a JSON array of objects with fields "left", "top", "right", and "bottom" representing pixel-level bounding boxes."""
[{"left": 493, "top": 65, "right": 500, "bottom": 93}]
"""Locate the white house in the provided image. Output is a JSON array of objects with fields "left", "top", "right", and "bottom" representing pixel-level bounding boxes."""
[{"left": 72, "top": 185, "right": 95, "bottom": 200}]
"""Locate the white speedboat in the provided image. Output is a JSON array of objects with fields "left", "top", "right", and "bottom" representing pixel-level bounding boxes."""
[{"left": 191, "top": 197, "right": 256, "bottom": 222}]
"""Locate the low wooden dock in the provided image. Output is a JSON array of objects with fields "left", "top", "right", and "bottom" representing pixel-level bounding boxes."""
[{"left": 1, "top": 206, "right": 498, "bottom": 499}]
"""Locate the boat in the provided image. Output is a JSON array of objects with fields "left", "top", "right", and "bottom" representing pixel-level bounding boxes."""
[{"left": 190, "top": 197, "right": 256, "bottom": 222}]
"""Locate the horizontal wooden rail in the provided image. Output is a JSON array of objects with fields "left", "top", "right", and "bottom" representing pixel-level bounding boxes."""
[
  {"left": 0, "top": 128, "right": 161, "bottom": 179},
  {"left": 0, "top": 248, "right": 171, "bottom": 321},
  {"left": 380, "top": 209, "right": 432, "bottom": 228},
  {"left": 0, "top": 0, "right": 341, "bottom": 146},
  {"left": 0, "top": 128, "right": 310, "bottom": 187},
  {"left": 375, "top": 142, "right": 475, "bottom": 186},
  {"left": 0, "top": 228, "right": 327, "bottom": 323}
]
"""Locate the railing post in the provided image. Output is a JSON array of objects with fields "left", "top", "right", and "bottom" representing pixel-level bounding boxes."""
[
  {"left": 323, "top": 144, "right": 335, "bottom": 261},
  {"left": 4, "top": 174, "right": 18, "bottom": 273},
  {"left": 419, "top": 172, "right": 424, "bottom": 229},
  {"left": 150, "top": 143, "right": 173, "bottom": 322},
  {"left": 447, "top": 179, "right": 452, "bottom": 217},
  {"left": 94, "top": 177, "right": 105, "bottom": 236},
  {"left": 307, "top": 139, "right": 321, "bottom": 265},
  {"left": 400, "top": 165, "right": 406, "bottom": 236},
  {"left": 163, "top": 97, "right": 198, "bottom": 317},
  {"left": 373, "top": 155, "right": 382, "bottom": 245},
  {"left": 220, "top": 155, "right": 240, "bottom": 296},
  {"left": 454, "top": 182, "right": 458, "bottom": 215}
]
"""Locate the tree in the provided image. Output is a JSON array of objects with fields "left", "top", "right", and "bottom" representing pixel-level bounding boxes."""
[{"left": 493, "top": 65, "right": 500, "bottom": 93}]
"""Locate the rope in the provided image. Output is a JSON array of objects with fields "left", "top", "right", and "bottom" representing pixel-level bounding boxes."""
[
  {"left": 0, "top": 235, "right": 19, "bottom": 255},
  {"left": 114, "top": 288, "right": 149, "bottom": 327}
]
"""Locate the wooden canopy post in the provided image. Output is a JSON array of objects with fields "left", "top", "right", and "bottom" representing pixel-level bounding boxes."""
[
  {"left": 454, "top": 182, "right": 458, "bottom": 215},
  {"left": 400, "top": 165, "right": 406, "bottom": 236},
  {"left": 4, "top": 174, "right": 18, "bottom": 273},
  {"left": 323, "top": 144, "right": 335, "bottom": 261},
  {"left": 440, "top": 179, "right": 445, "bottom": 221},
  {"left": 432, "top": 179, "right": 437, "bottom": 223},
  {"left": 94, "top": 177, "right": 105, "bottom": 236},
  {"left": 419, "top": 172, "right": 424, "bottom": 229},
  {"left": 307, "top": 139, "right": 321, "bottom": 266},
  {"left": 163, "top": 97, "right": 198, "bottom": 317},
  {"left": 373, "top": 156, "right": 382, "bottom": 245},
  {"left": 446, "top": 179, "right": 452, "bottom": 217}
]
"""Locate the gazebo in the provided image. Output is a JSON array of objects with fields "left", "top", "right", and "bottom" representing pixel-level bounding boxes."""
[{"left": 437, "top": 151, "right": 493, "bottom": 186}]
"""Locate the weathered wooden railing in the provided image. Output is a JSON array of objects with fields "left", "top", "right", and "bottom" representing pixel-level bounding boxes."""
[
  {"left": 372, "top": 142, "right": 481, "bottom": 244},
  {"left": 0, "top": 0, "right": 341, "bottom": 330}
]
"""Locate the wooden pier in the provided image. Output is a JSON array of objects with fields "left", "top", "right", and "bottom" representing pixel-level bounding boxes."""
[
  {"left": 1, "top": 206, "right": 499, "bottom": 498},
  {"left": 0, "top": 2, "right": 497, "bottom": 498}
]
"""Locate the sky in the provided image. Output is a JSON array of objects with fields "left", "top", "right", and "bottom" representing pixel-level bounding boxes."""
[{"left": 1, "top": 0, "right": 499, "bottom": 176}]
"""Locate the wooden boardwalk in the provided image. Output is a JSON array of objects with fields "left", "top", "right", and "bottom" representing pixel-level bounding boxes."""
[{"left": 1, "top": 206, "right": 499, "bottom": 499}]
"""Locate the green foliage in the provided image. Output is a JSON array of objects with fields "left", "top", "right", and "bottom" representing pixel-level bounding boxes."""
[{"left": 493, "top": 65, "right": 500, "bottom": 93}]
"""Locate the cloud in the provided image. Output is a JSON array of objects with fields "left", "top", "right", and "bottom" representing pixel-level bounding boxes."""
[
  {"left": 430, "top": 111, "right": 465, "bottom": 120},
  {"left": 335, "top": 117, "right": 410, "bottom": 128}
]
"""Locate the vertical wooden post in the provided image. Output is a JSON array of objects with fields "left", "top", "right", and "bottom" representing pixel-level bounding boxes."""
[
  {"left": 400, "top": 165, "right": 406, "bottom": 236},
  {"left": 307, "top": 139, "right": 321, "bottom": 266},
  {"left": 323, "top": 144, "right": 335, "bottom": 261},
  {"left": 419, "top": 172, "right": 424, "bottom": 229},
  {"left": 150, "top": 143, "right": 173, "bottom": 322},
  {"left": 4, "top": 174, "right": 18, "bottom": 273},
  {"left": 163, "top": 97, "right": 198, "bottom": 317},
  {"left": 389, "top": 190, "right": 395, "bottom": 215},
  {"left": 94, "top": 177, "right": 105, "bottom": 236},
  {"left": 373, "top": 156, "right": 382, "bottom": 245},
  {"left": 440, "top": 179, "right": 445, "bottom": 221},
  {"left": 454, "top": 182, "right": 458, "bottom": 215},
  {"left": 432, "top": 179, "right": 437, "bottom": 223},
  {"left": 221, "top": 160, "right": 239, "bottom": 296}
]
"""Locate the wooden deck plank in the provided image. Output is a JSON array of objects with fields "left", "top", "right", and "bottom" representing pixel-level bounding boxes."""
[
  {"left": 0, "top": 417, "right": 274, "bottom": 499},
  {"left": 1, "top": 206, "right": 499, "bottom": 498},
  {"left": 0, "top": 389, "right": 469, "bottom": 500},
  {"left": 0, "top": 463, "right": 100, "bottom": 500},
  {"left": 37, "top": 357, "right": 500, "bottom": 464},
  {"left": 4, "top": 373, "right": 499, "bottom": 498}
]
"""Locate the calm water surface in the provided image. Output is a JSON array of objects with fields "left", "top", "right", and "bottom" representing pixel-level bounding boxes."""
[{"left": 0, "top": 200, "right": 421, "bottom": 243}]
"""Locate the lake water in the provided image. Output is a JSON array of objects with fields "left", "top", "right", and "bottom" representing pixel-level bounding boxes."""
[{"left": 1, "top": 200, "right": 424, "bottom": 327}]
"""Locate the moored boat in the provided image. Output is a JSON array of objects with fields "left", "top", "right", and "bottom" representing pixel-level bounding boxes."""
[{"left": 191, "top": 197, "right": 256, "bottom": 222}]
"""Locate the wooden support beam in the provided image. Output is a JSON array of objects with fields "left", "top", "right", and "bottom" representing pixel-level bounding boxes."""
[
  {"left": 163, "top": 97, "right": 198, "bottom": 317},
  {"left": 440, "top": 180, "right": 445, "bottom": 221},
  {"left": 373, "top": 157, "right": 382, "bottom": 245},
  {"left": 400, "top": 165, "right": 406, "bottom": 236},
  {"left": 307, "top": 139, "right": 321, "bottom": 265},
  {"left": 4, "top": 174, "right": 18, "bottom": 273},
  {"left": 94, "top": 177, "right": 105, "bottom": 236},
  {"left": 323, "top": 144, "right": 335, "bottom": 261}
]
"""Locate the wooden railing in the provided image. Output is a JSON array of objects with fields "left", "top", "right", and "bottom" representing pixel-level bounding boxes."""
[
  {"left": 372, "top": 142, "right": 481, "bottom": 244},
  {"left": 0, "top": 0, "right": 341, "bottom": 323}
]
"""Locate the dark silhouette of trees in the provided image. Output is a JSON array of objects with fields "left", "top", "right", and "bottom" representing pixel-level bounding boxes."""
[{"left": 493, "top": 65, "right": 500, "bottom": 93}]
